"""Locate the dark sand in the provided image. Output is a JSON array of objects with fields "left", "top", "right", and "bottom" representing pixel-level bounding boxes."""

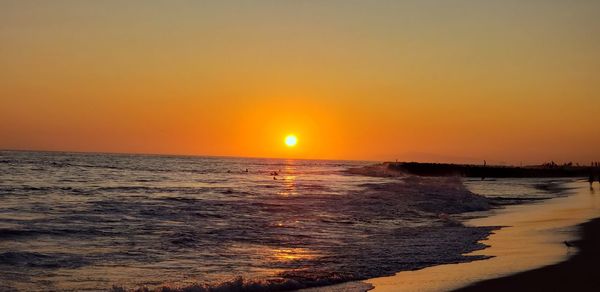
[{"left": 455, "top": 217, "right": 600, "bottom": 291}]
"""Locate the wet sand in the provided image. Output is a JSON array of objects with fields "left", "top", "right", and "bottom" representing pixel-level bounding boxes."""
[
  {"left": 456, "top": 217, "right": 600, "bottom": 291},
  {"left": 364, "top": 180, "right": 600, "bottom": 291}
]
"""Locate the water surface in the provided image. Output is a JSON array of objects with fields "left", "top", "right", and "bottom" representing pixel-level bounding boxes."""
[{"left": 0, "top": 151, "right": 563, "bottom": 291}]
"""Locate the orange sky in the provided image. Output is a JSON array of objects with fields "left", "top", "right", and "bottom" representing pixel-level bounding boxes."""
[{"left": 1, "top": 1, "right": 599, "bottom": 164}]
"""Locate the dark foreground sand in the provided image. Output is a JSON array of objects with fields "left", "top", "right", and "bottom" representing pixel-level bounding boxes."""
[{"left": 455, "top": 217, "right": 600, "bottom": 291}]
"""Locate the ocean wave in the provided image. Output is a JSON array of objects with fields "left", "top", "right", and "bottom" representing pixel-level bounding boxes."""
[
  {"left": 0, "top": 226, "right": 120, "bottom": 240},
  {"left": 110, "top": 275, "right": 361, "bottom": 292},
  {"left": 355, "top": 176, "right": 491, "bottom": 215},
  {"left": 1, "top": 152, "right": 562, "bottom": 291},
  {"left": 346, "top": 163, "right": 406, "bottom": 177},
  {"left": 0, "top": 228, "right": 42, "bottom": 239},
  {"left": 0, "top": 251, "right": 89, "bottom": 269},
  {"left": 107, "top": 176, "right": 498, "bottom": 291}
]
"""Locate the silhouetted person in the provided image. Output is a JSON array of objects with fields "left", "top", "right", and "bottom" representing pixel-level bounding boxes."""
[
  {"left": 563, "top": 241, "right": 574, "bottom": 252},
  {"left": 481, "top": 160, "right": 486, "bottom": 181},
  {"left": 245, "top": 168, "right": 248, "bottom": 173},
  {"left": 590, "top": 173, "right": 595, "bottom": 189}
]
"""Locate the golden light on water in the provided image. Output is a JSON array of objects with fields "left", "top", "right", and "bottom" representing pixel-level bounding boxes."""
[
  {"left": 271, "top": 247, "right": 317, "bottom": 262},
  {"left": 279, "top": 162, "right": 297, "bottom": 196},
  {"left": 285, "top": 135, "right": 298, "bottom": 147}
]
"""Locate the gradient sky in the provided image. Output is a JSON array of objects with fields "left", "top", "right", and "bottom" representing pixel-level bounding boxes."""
[{"left": 1, "top": 0, "right": 599, "bottom": 163}]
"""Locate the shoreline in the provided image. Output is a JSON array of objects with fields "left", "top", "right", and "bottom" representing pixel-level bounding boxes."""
[
  {"left": 455, "top": 217, "right": 600, "bottom": 291},
  {"left": 364, "top": 180, "right": 600, "bottom": 292}
]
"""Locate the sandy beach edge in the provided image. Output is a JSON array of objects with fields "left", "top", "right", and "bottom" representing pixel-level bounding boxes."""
[
  {"left": 454, "top": 216, "right": 600, "bottom": 291},
  {"left": 361, "top": 180, "right": 600, "bottom": 292}
]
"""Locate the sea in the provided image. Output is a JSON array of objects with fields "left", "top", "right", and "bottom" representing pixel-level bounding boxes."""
[{"left": 0, "top": 151, "right": 567, "bottom": 291}]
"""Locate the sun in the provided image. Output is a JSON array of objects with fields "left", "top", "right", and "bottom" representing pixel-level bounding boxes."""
[{"left": 285, "top": 135, "right": 298, "bottom": 147}]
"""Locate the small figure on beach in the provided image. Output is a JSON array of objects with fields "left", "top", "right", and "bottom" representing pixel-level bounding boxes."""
[
  {"left": 563, "top": 240, "right": 574, "bottom": 252},
  {"left": 589, "top": 174, "right": 595, "bottom": 189},
  {"left": 481, "top": 160, "right": 486, "bottom": 181}
]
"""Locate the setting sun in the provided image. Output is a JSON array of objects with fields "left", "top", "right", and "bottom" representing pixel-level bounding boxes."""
[
  {"left": 285, "top": 135, "right": 298, "bottom": 147},
  {"left": 2, "top": 2, "right": 600, "bottom": 291}
]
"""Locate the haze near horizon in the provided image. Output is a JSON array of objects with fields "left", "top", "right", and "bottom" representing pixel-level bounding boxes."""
[{"left": 1, "top": 0, "right": 599, "bottom": 164}]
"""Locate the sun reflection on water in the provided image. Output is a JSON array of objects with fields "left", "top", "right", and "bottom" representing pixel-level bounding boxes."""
[
  {"left": 228, "top": 243, "right": 320, "bottom": 264},
  {"left": 278, "top": 162, "right": 298, "bottom": 196},
  {"left": 271, "top": 247, "right": 318, "bottom": 262}
]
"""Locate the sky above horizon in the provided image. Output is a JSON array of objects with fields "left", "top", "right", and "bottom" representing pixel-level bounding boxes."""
[{"left": 1, "top": 0, "right": 599, "bottom": 164}]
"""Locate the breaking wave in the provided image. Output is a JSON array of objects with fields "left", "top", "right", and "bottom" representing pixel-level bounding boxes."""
[{"left": 0, "top": 151, "right": 568, "bottom": 291}]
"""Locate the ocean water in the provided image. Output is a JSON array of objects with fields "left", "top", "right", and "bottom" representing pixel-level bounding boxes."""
[{"left": 0, "top": 151, "right": 564, "bottom": 291}]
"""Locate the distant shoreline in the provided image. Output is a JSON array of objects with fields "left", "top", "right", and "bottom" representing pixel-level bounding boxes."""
[{"left": 385, "top": 162, "right": 594, "bottom": 178}]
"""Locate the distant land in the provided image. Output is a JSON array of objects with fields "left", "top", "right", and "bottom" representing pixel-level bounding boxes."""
[{"left": 385, "top": 162, "right": 596, "bottom": 178}]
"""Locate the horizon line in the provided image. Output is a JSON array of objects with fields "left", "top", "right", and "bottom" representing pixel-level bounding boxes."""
[
  {"left": 1, "top": 147, "right": 589, "bottom": 166},
  {"left": 0, "top": 147, "right": 377, "bottom": 163}
]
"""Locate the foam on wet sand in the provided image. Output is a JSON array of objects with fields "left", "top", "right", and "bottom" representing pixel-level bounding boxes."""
[{"left": 365, "top": 180, "right": 600, "bottom": 291}]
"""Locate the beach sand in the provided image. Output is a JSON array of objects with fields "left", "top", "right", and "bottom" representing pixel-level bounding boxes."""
[
  {"left": 364, "top": 180, "right": 600, "bottom": 291},
  {"left": 455, "top": 217, "right": 600, "bottom": 291}
]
